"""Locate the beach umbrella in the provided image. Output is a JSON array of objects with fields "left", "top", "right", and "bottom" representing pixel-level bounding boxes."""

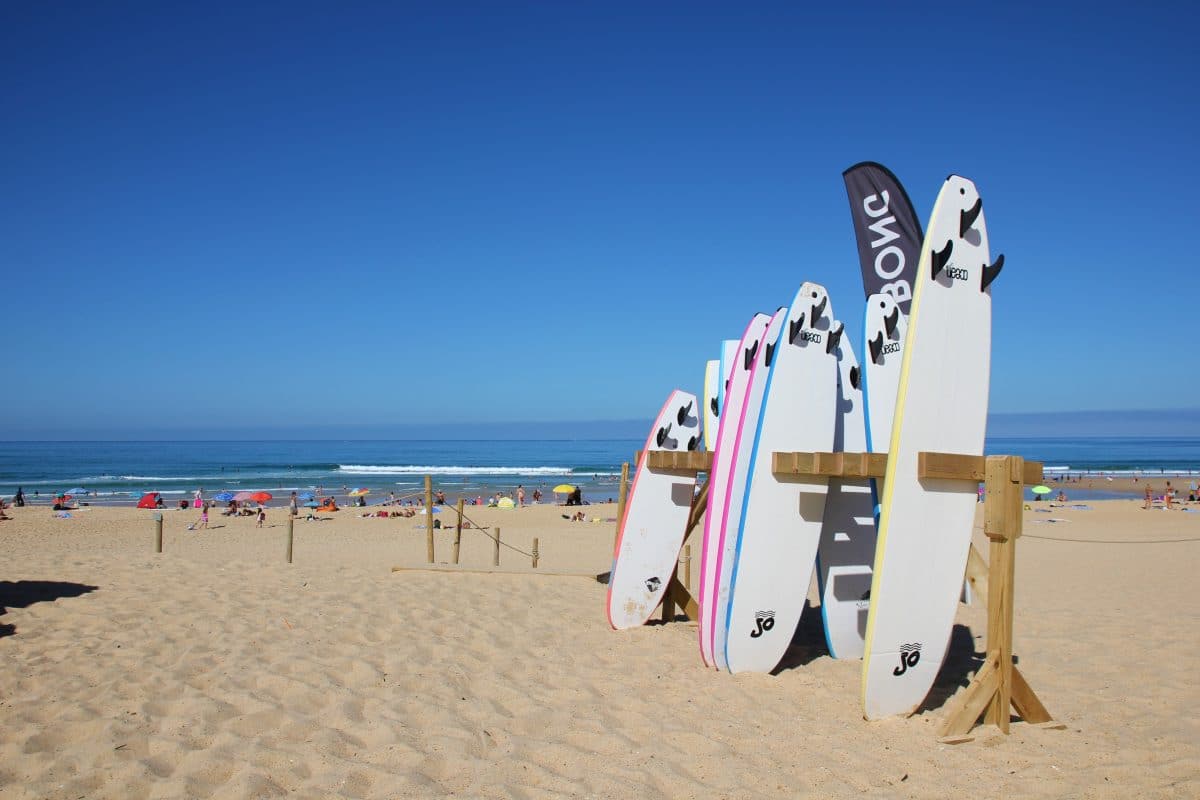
[
  {"left": 348, "top": 488, "right": 369, "bottom": 497},
  {"left": 552, "top": 484, "right": 576, "bottom": 494},
  {"left": 299, "top": 491, "right": 315, "bottom": 500},
  {"left": 429, "top": 506, "right": 442, "bottom": 513},
  {"left": 233, "top": 491, "right": 255, "bottom": 502},
  {"left": 497, "top": 497, "right": 516, "bottom": 509},
  {"left": 304, "top": 500, "right": 321, "bottom": 508},
  {"left": 213, "top": 492, "right": 235, "bottom": 502},
  {"left": 1031, "top": 485, "right": 1052, "bottom": 495},
  {"left": 251, "top": 491, "right": 273, "bottom": 503}
]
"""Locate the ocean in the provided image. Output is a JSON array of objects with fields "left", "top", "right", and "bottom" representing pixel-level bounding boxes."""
[{"left": 2, "top": 436, "right": 1198, "bottom": 505}]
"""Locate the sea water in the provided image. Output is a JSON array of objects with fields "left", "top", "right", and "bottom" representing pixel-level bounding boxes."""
[{"left": 1, "top": 436, "right": 1198, "bottom": 504}]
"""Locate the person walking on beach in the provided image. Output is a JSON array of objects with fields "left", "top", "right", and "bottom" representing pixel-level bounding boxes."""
[
  {"left": 289, "top": 491, "right": 298, "bottom": 518},
  {"left": 1165, "top": 482, "right": 1175, "bottom": 510},
  {"left": 517, "top": 485, "right": 526, "bottom": 507},
  {"left": 1144, "top": 484, "right": 1154, "bottom": 510},
  {"left": 256, "top": 506, "right": 266, "bottom": 528},
  {"left": 193, "top": 488, "right": 203, "bottom": 509},
  {"left": 13, "top": 487, "right": 24, "bottom": 507},
  {"left": 195, "top": 502, "right": 209, "bottom": 530}
]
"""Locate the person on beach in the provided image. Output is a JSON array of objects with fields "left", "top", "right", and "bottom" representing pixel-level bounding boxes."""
[
  {"left": 195, "top": 503, "right": 209, "bottom": 530},
  {"left": 289, "top": 492, "right": 298, "bottom": 517},
  {"left": 13, "top": 487, "right": 24, "bottom": 507},
  {"left": 532, "top": 488, "right": 541, "bottom": 504},
  {"left": 256, "top": 506, "right": 266, "bottom": 528},
  {"left": 193, "top": 488, "right": 203, "bottom": 509},
  {"left": 517, "top": 485, "right": 525, "bottom": 507},
  {"left": 1144, "top": 485, "right": 1154, "bottom": 510},
  {"left": 1165, "top": 482, "right": 1175, "bottom": 510}
]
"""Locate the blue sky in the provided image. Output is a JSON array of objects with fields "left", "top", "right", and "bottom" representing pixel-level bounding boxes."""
[{"left": 2, "top": 2, "right": 1197, "bottom": 437}]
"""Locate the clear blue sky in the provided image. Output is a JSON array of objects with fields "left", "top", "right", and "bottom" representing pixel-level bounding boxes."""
[{"left": 3, "top": 2, "right": 1197, "bottom": 437}]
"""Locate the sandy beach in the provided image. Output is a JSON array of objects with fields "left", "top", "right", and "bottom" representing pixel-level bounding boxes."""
[{"left": 1, "top": 499, "right": 1197, "bottom": 798}]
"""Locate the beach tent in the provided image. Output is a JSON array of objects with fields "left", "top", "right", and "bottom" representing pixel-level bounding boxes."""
[{"left": 136, "top": 492, "right": 162, "bottom": 509}]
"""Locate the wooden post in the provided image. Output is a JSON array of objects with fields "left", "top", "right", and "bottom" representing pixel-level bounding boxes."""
[
  {"left": 154, "top": 513, "right": 163, "bottom": 553},
  {"left": 682, "top": 544, "right": 692, "bottom": 592},
  {"left": 939, "top": 454, "right": 1054, "bottom": 739},
  {"left": 614, "top": 461, "right": 630, "bottom": 553},
  {"left": 425, "top": 475, "right": 434, "bottom": 563},
  {"left": 532, "top": 537, "right": 539, "bottom": 569},
  {"left": 493, "top": 527, "right": 501, "bottom": 566},
  {"left": 453, "top": 499, "right": 464, "bottom": 565},
  {"left": 286, "top": 515, "right": 294, "bottom": 564}
]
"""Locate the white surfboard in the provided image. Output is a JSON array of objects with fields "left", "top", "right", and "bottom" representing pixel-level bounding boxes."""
[
  {"left": 862, "top": 175, "right": 1002, "bottom": 719},
  {"left": 698, "top": 315, "right": 772, "bottom": 667},
  {"left": 717, "top": 339, "right": 738, "bottom": 420},
  {"left": 724, "top": 283, "right": 839, "bottom": 673},
  {"left": 703, "top": 360, "right": 720, "bottom": 451},
  {"left": 814, "top": 322, "right": 876, "bottom": 660},
  {"left": 709, "top": 308, "right": 788, "bottom": 670},
  {"left": 607, "top": 389, "right": 702, "bottom": 630}
]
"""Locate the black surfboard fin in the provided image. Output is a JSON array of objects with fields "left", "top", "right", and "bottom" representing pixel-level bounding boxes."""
[
  {"left": 710, "top": 396, "right": 719, "bottom": 418},
  {"left": 825, "top": 322, "right": 844, "bottom": 355},
  {"left": 849, "top": 365, "right": 860, "bottom": 390},
  {"left": 686, "top": 435, "right": 698, "bottom": 451},
  {"left": 883, "top": 306, "right": 900, "bottom": 337},
  {"left": 743, "top": 341, "right": 759, "bottom": 369},
  {"left": 676, "top": 401, "right": 693, "bottom": 426},
  {"left": 931, "top": 240, "right": 953, "bottom": 279},
  {"left": 868, "top": 331, "right": 884, "bottom": 364},
  {"left": 764, "top": 341, "right": 776, "bottom": 367},
  {"left": 959, "top": 197, "right": 983, "bottom": 237},
  {"left": 811, "top": 294, "right": 827, "bottom": 324},
  {"left": 981, "top": 253, "right": 1004, "bottom": 291},
  {"left": 788, "top": 313, "right": 806, "bottom": 344},
  {"left": 656, "top": 424, "right": 671, "bottom": 448}
]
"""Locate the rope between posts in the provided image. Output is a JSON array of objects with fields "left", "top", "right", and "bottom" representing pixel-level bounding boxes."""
[
  {"left": 440, "top": 506, "right": 537, "bottom": 559},
  {"left": 1022, "top": 533, "right": 1200, "bottom": 544}
]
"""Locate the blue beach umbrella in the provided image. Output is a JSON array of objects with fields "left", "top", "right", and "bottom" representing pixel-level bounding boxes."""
[
  {"left": 299, "top": 491, "right": 315, "bottom": 500},
  {"left": 304, "top": 500, "right": 321, "bottom": 508},
  {"left": 214, "top": 492, "right": 236, "bottom": 502}
]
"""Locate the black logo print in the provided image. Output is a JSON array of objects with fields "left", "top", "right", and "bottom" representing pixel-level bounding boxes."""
[
  {"left": 892, "top": 643, "right": 922, "bottom": 676},
  {"left": 749, "top": 610, "right": 775, "bottom": 638},
  {"left": 645, "top": 576, "right": 661, "bottom": 593}
]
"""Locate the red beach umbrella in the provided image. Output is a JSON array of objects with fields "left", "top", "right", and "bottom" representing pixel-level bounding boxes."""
[{"left": 250, "top": 491, "right": 273, "bottom": 503}]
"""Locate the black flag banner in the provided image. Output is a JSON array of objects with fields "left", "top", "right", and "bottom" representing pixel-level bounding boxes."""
[{"left": 842, "top": 162, "right": 923, "bottom": 314}]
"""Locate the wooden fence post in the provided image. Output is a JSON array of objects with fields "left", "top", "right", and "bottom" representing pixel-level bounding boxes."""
[
  {"left": 494, "top": 527, "right": 501, "bottom": 566},
  {"left": 532, "top": 537, "right": 539, "bottom": 569},
  {"left": 614, "top": 462, "right": 630, "bottom": 553},
  {"left": 154, "top": 513, "right": 163, "bottom": 553},
  {"left": 453, "top": 499, "right": 464, "bottom": 564},
  {"left": 425, "top": 475, "right": 435, "bottom": 563},
  {"left": 286, "top": 515, "right": 294, "bottom": 564}
]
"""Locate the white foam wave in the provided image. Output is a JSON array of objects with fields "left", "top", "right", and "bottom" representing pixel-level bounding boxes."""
[{"left": 338, "top": 465, "right": 576, "bottom": 476}]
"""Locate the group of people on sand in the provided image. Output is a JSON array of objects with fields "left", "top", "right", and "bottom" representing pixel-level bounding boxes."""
[{"left": 1142, "top": 480, "right": 1199, "bottom": 509}]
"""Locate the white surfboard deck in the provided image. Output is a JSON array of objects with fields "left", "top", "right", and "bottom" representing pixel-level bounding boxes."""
[
  {"left": 709, "top": 308, "right": 787, "bottom": 670},
  {"left": 607, "top": 389, "right": 702, "bottom": 630},
  {"left": 698, "top": 315, "right": 772, "bottom": 667},
  {"left": 815, "top": 322, "right": 876, "bottom": 661},
  {"left": 703, "top": 359, "right": 720, "bottom": 452},
  {"left": 724, "top": 284, "right": 839, "bottom": 673},
  {"left": 862, "top": 175, "right": 999, "bottom": 719},
  {"left": 717, "top": 339, "right": 739, "bottom": 421},
  {"left": 863, "top": 293, "right": 908, "bottom": 458}
]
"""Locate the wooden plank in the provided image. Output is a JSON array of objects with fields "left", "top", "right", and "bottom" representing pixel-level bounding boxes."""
[
  {"left": 666, "top": 575, "right": 698, "bottom": 621},
  {"left": 643, "top": 450, "right": 713, "bottom": 472},
  {"left": 453, "top": 499, "right": 464, "bottom": 565},
  {"left": 918, "top": 452, "right": 1043, "bottom": 485},
  {"left": 964, "top": 543, "right": 989, "bottom": 599},
  {"left": 939, "top": 650, "right": 1001, "bottom": 737},
  {"left": 425, "top": 476, "right": 435, "bottom": 563},
  {"left": 984, "top": 456, "right": 1021, "bottom": 732},
  {"left": 614, "top": 461, "right": 630, "bottom": 555},
  {"left": 1010, "top": 665, "right": 1053, "bottom": 725},
  {"left": 684, "top": 479, "right": 709, "bottom": 539},
  {"left": 771, "top": 451, "right": 887, "bottom": 478}
]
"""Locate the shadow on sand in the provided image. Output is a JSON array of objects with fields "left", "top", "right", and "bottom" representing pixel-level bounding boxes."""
[{"left": 0, "top": 580, "right": 99, "bottom": 638}]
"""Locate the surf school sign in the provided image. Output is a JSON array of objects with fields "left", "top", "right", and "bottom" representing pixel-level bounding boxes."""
[{"left": 842, "top": 162, "right": 923, "bottom": 314}]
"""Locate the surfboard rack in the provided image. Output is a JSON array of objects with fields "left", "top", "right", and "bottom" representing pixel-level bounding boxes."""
[{"left": 634, "top": 448, "right": 1055, "bottom": 738}]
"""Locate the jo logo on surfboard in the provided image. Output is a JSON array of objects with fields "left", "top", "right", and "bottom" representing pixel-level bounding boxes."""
[
  {"left": 749, "top": 611, "right": 776, "bottom": 638},
  {"left": 892, "top": 643, "right": 922, "bottom": 676}
]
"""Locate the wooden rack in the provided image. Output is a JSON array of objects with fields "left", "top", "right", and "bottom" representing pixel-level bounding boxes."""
[{"left": 630, "top": 448, "right": 1054, "bottom": 738}]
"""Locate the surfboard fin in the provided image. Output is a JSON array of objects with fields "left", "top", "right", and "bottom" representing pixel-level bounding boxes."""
[
  {"left": 687, "top": 435, "right": 698, "bottom": 451},
  {"left": 788, "top": 313, "right": 807, "bottom": 344},
  {"left": 710, "top": 397, "right": 719, "bottom": 418},
  {"left": 743, "top": 341, "right": 759, "bottom": 369},
  {"left": 764, "top": 341, "right": 776, "bottom": 367},
  {"left": 656, "top": 424, "right": 672, "bottom": 448},
  {"left": 931, "top": 240, "right": 953, "bottom": 279},
  {"left": 980, "top": 254, "right": 1004, "bottom": 291},
  {"left": 883, "top": 306, "right": 900, "bottom": 337},
  {"left": 811, "top": 295, "right": 827, "bottom": 324},
  {"left": 825, "top": 322, "right": 844, "bottom": 355},
  {"left": 849, "top": 365, "right": 860, "bottom": 390},
  {"left": 959, "top": 197, "right": 983, "bottom": 237},
  {"left": 868, "top": 331, "right": 884, "bottom": 364},
  {"left": 677, "top": 401, "right": 693, "bottom": 426}
]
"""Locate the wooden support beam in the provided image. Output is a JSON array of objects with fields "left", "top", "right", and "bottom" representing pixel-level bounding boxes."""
[
  {"left": 642, "top": 450, "right": 713, "bottom": 472},
  {"left": 1010, "top": 665, "right": 1052, "bottom": 725},
  {"left": 772, "top": 451, "right": 887, "bottom": 478},
  {"left": 665, "top": 575, "right": 698, "bottom": 621},
  {"left": 919, "top": 452, "right": 1044, "bottom": 485},
  {"left": 939, "top": 650, "right": 1001, "bottom": 737}
]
